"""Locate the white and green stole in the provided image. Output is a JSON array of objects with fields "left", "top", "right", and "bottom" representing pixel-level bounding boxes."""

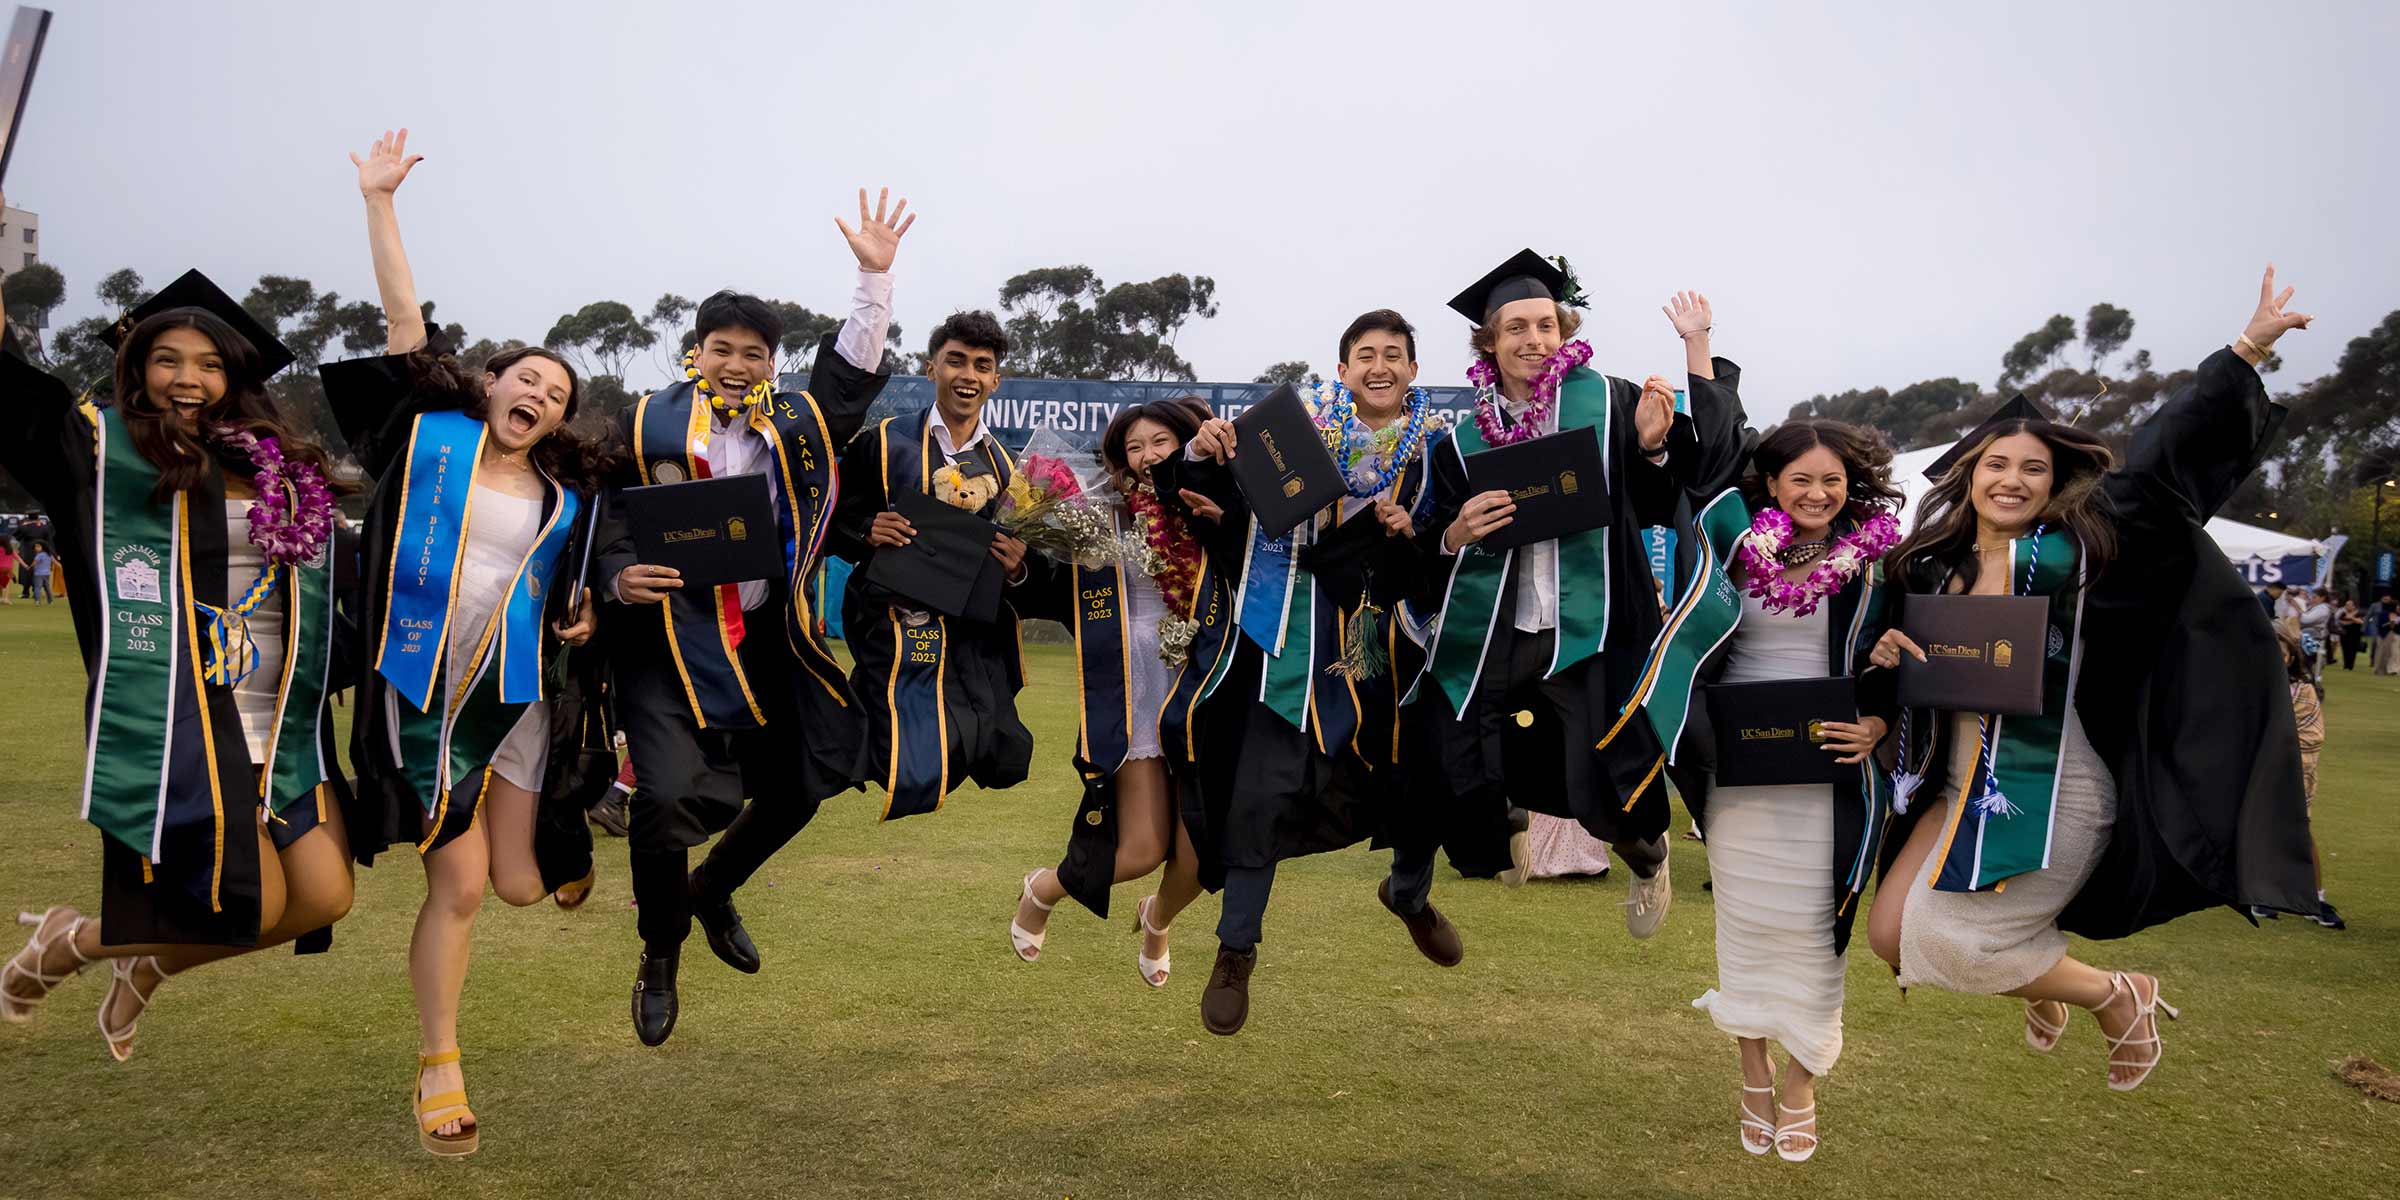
[{"left": 83, "top": 404, "right": 335, "bottom": 886}]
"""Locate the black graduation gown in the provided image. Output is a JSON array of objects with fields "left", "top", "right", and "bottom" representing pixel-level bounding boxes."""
[
  {"left": 592, "top": 333, "right": 885, "bottom": 847},
  {"left": 1168, "top": 446, "right": 1443, "bottom": 891},
  {"left": 1664, "top": 568, "right": 1895, "bottom": 955},
  {"left": 1417, "top": 361, "right": 1749, "bottom": 853},
  {"left": 320, "top": 350, "right": 604, "bottom": 887},
  {"left": 828, "top": 407, "right": 1036, "bottom": 806},
  {"left": 1874, "top": 348, "right": 2319, "bottom": 935},
  {"left": 0, "top": 339, "right": 357, "bottom": 947}
]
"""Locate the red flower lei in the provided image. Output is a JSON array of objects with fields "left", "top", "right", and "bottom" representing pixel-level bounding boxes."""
[{"left": 1127, "top": 484, "right": 1202, "bottom": 614}]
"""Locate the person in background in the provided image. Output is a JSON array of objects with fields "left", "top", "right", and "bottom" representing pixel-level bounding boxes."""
[
  {"left": 29, "top": 540, "right": 52, "bottom": 605},
  {"left": 2258, "top": 579, "right": 2288, "bottom": 622},
  {"left": 0, "top": 539, "right": 16, "bottom": 605},
  {"left": 2371, "top": 593, "right": 2397, "bottom": 675},
  {"left": 2298, "top": 587, "right": 2333, "bottom": 688},
  {"left": 2258, "top": 625, "right": 2344, "bottom": 930},
  {"left": 2336, "top": 598, "right": 2365, "bottom": 671}
]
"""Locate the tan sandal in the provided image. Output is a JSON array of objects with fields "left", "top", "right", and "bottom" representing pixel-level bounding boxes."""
[
  {"left": 414, "top": 1048, "right": 480, "bottom": 1156},
  {"left": 552, "top": 867, "right": 598, "bottom": 911},
  {"left": 98, "top": 956, "right": 160, "bottom": 1062},
  {"left": 2097, "top": 971, "right": 2179, "bottom": 1093},
  {"left": 2025, "top": 998, "right": 2069, "bottom": 1053},
  {"left": 4, "top": 908, "right": 91, "bottom": 1023}
]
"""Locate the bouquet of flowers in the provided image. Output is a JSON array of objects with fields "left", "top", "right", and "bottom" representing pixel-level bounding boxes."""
[{"left": 996, "top": 428, "right": 1119, "bottom": 569}]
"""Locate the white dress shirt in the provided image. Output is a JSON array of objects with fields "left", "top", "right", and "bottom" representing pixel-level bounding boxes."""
[{"left": 697, "top": 268, "right": 892, "bottom": 612}]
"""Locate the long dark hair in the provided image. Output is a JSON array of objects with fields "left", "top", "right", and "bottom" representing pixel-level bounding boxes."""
[
  {"left": 1890, "top": 419, "right": 2118, "bottom": 593},
  {"left": 1100, "top": 395, "right": 1211, "bottom": 489},
  {"left": 112, "top": 309, "right": 345, "bottom": 502},
  {"left": 404, "top": 342, "right": 620, "bottom": 490},
  {"left": 1737, "top": 419, "right": 1902, "bottom": 529}
]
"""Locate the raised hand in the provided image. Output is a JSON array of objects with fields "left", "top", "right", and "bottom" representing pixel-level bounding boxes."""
[
  {"left": 1188, "top": 418, "right": 1237, "bottom": 462},
  {"left": 1635, "top": 374, "right": 1676, "bottom": 452},
  {"left": 2239, "top": 264, "right": 2313, "bottom": 355},
  {"left": 836, "top": 187, "right": 915, "bottom": 273},
  {"left": 1662, "top": 290, "right": 1712, "bottom": 339},
  {"left": 350, "top": 128, "right": 423, "bottom": 198}
]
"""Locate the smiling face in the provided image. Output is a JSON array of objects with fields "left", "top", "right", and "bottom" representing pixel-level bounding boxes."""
[
  {"left": 1338, "top": 329, "right": 1417, "bottom": 422},
  {"left": 143, "top": 325, "right": 230, "bottom": 430},
  {"left": 481, "top": 354, "right": 574, "bottom": 454},
  {"left": 1487, "top": 297, "right": 1562, "bottom": 391},
  {"left": 1968, "top": 431, "right": 2055, "bottom": 537},
  {"left": 1118, "top": 416, "right": 1183, "bottom": 495},
  {"left": 694, "top": 324, "right": 775, "bottom": 400},
  {"left": 1767, "top": 444, "right": 1849, "bottom": 542},
  {"left": 927, "top": 338, "right": 1001, "bottom": 428}
]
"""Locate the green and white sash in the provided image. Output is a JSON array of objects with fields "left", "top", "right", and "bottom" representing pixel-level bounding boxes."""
[
  {"left": 1597, "top": 489, "right": 1752, "bottom": 759},
  {"left": 83, "top": 404, "right": 335, "bottom": 869},
  {"left": 1416, "top": 367, "right": 1616, "bottom": 716}
]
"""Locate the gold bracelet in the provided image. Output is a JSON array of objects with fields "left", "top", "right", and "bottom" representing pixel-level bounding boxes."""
[{"left": 2236, "top": 334, "right": 2270, "bottom": 360}]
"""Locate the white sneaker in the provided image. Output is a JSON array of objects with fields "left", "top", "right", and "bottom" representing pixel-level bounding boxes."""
[{"left": 1622, "top": 857, "right": 1672, "bottom": 939}]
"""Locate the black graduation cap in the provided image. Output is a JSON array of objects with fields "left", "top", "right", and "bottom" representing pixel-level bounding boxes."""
[
  {"left": 1447, "top": 248, "right": 1586, "bottom": 325},
  {"left": 101, "top": 268, "right": 296, "bottom": 379},
  {"left": 1921, "top": 394, "right": 2068, "bottom": 481}
]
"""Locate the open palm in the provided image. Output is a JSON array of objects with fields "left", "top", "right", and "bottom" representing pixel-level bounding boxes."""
[
  {"left": 350, "top": 128, "right": 423, "bottom": 197},
  {"left": 836, "top": 186, "right": 915, "bottom": 272}
]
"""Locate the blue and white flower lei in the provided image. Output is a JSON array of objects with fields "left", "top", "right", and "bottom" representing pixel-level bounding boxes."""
[{"left": 1311, "top": 381, "right": 1437, "bottom": 498}]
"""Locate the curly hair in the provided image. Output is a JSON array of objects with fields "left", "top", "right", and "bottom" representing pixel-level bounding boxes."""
[
  {"left": 111, "top": 308, "right": 351, "bottom": 502},
  {"left": 1738, "top": 419, "right": 1903, "bottom": 529},
  {"left": 926, "top": 310, "right": 1010, "bottom": 362}
]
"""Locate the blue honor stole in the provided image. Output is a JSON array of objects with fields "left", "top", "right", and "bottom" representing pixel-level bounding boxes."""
[
  {"left": 1071, "top": 510, "right": 1134, "bottom": 772},
  {"left": 874, "top": 409, "right": 1018, "bottom": 819},
  {"left": 377, "top": 409, "right": 583, "bottom": 823},
  {"left": 631, "top": 381, "right": 846, "bottom": 730}
]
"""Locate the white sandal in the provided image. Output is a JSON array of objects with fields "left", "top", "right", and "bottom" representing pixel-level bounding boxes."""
[
  {"left": 1774, "top": 1100, "right": 1820, "bottom": 1163},
  {"left": 1008, "top": 870, "right": 1057, "bottom": 963},
  {"left": 2025, "top": 998, "right": 2069, "bottom": 1053},
  {"left": 2097, "top": 971, "right": 2179, "bottom": 1093},
  {"left": 3, "top": 908, "right": 91, "bottom": 1023},
  {"left": 98, "top": 956, "right": 161, "bottom": 1063},
  {"left": 1737, "top": 1083, "right": 1775, "bottom": 1156},
  {"left": 1134, "top": 895, "right": 1171, "bottom": 988}
]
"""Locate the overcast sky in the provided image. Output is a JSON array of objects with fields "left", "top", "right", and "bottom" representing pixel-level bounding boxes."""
[{"left": 13, "top": 0, "right": 2398, "bottom": 415}]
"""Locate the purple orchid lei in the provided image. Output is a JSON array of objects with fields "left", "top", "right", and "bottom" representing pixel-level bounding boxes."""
[
  {"left": 218, "top": 428, "right": 338, "bottom": 567},
  {"left": 1465, "top": 338, "right": 1592, "bottom": 446},
  {"left": 1735, "top": 505, "right": 1901, "bottom": 617}
]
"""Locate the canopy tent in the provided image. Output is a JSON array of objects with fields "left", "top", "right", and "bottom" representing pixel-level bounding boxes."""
[{"left": 1886, "top": 443, "right": 2329, "bottom": 584}]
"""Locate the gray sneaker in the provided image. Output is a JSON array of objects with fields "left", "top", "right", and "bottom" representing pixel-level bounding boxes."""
[{"left": 1622, "top": 857, "right": 1672, "bottom": 939}]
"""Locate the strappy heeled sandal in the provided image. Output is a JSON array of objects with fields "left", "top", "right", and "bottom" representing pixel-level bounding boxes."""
[
  {"left": 1134, "top": 895, "right": 1172, "bottom": 988},
  {"left": 1009, "top": 870, "right": 1057, "bottom": 963},
  {"left": 1775, "top": 1100, "right": 1820, "bottom": 1163},
  {"left": 4, "top": 908, "right": 91, "bottom": 1023},
  {"left": 2097, "top": 971, "right": 2180, "bottom": 1093},
  {"left": 414, "top": 1048, "right": 480, "bottom": 1156},
  {"left": 2025, "top": 998, "right": 2070, "bottom": 1053},
  {"left": 1737, "top": 1083, "right": 1775, "bottom": 1156},
  {"left": 98, "top": 955, "right": 161, "bottom": 1063},
  {"left": 552, "top": 867, "right": 598, "bottom": 911}
]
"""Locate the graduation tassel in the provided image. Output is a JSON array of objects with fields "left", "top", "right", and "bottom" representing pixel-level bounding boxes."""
[
  {"left": 1888, "top": 709, "right": 1923, "bottom": 813},
  {"left": 1970, "top": 712, "right": 2018, "bottom": 818},
  {"left": 1325, "top": 601, "right": 1389, "bottom": 682}
]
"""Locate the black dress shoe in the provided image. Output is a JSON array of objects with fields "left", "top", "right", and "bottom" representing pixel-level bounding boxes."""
[
  {"left": 633, "top": 950, "right": 679, "bottom": 1047},
  {"left": 1378, "top": 879, "right": 1464, "bottom": 967},
  {"left": 690, "top": 877, "right": 761, "bottom": 974},
  {"left": 1201, "top": 945, "right": 1256, "bottom": 1036}
]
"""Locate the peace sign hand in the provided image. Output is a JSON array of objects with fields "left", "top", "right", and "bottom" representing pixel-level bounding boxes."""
[
  {"left": 836, "top": 186, "right": 916, "bottom": 273},
  {"left": 2239, "top": 263, "right": 2313, "bottom": 353},
  {"left": 1662, "top": 290, "right": 1712, "bottom": 339},
  {"left": 350, "top": 128, "right": 423, "bottom": 198}
]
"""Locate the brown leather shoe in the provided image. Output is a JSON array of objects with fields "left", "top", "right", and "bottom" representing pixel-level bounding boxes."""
[
  {"left": 1201, "top": 946, "right": 1255, "bottom": 1036},
  {"left": 1379, "top": 879, "right": 1464, "bottom": 967}
]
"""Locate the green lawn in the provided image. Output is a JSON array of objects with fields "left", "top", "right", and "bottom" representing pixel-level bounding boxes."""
[{"left": 0, "top": 597, "right": 2393, "bottom": 1198}]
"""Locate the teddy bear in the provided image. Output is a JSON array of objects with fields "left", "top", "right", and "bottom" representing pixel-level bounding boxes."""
[{"left": 930, "top": 460, "right": 1001, "bottom": 513}]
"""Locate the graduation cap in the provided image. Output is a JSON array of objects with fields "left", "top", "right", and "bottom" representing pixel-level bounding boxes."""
[
  {"left": 1921, "top": 394, "right": 2070, "bottom": 481},
  {"left": 1447, "top": 248, "right": 1589, "bottom": 325},
  {"left": 100, "top": 268, "right": 296, "bottom": 379}
]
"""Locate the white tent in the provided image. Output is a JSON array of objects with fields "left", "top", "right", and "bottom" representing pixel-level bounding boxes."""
[{"left": 1887, "top": 443, "right": 2326, "bottom": 569}]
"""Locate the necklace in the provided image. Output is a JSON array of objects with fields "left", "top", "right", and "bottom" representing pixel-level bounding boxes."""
[
  {"left": 683, "top": 346, "right": 769, "bottom": 417},
  {"left": 1313, "top": 382, "right": 1435, "bottom": 498},
  {"left": 1776, "top": 537, "right": 1832, "bottom": 567},
  {"left": 1465, "top": 339, "right": 1591, "bottom": 447}
]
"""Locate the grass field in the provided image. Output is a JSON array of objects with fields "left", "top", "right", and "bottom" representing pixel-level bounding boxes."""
[{"left": 0, "top": 596, "right": 2393, "bottom": 1199}]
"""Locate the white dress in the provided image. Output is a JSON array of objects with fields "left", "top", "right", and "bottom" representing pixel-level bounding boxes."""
[
  {"left": 1691, "top": 592, "right": 1846, "bottom": 1076},
  {"left": 384, "top": 483, "right": 552, "bottom": 792},
  {"left": 1122, "top": 563, "right": 1170, "bottom": 762}
]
